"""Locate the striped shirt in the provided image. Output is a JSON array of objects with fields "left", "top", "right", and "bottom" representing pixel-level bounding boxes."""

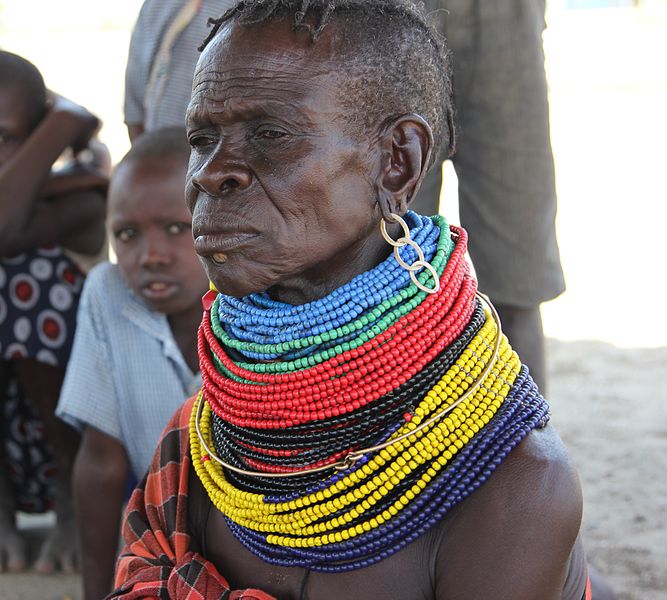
[
  {"left": 124, "top": 0, "right": 236, "bottom": 130},
  {"left": 56, "top": 262, "right": 201, "bottom": 479}
]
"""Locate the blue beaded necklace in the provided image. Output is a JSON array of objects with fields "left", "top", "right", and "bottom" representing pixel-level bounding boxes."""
[
  {"left": 194, "top": 217, "right": 551, "bottom": 573},
  {"left": 217, "top": 212, "right": 451, "bottom": 360}
]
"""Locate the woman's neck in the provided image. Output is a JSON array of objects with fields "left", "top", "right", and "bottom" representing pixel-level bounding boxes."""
[{"left": 265, "top": 232, "right": 393, "bottom": 306}]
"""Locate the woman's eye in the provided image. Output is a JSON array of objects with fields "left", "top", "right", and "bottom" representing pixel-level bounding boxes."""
[
  {"left": 256, "top": 127, "right": 288, "bottom": 140},
  {"left": 115, "top": 228, "right": 136, "bottom": 242},
  {"left": 167, "top": 222, "right": 190, "bottom": 235},
  {"left": 188, "top": 133, "right": 215, "bottom": 148}
]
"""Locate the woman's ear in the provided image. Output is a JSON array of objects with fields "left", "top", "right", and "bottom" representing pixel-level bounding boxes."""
[{"left": 376, "top": 114, "right": 433, "bottom": 219}]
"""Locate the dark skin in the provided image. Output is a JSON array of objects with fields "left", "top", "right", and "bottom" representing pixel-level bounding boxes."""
[
  {"left": 195, "top": 427, "right": 582, "bottom": 599},
  {"left": 74, "top": 426, "right": 129, "bottom": 600},
  {"left": 182, "top": 19, "right": 584, "bottom": 599},
  {"left": 0, "top": 88, "right": 107, "bottom": 573},
  {"left": 109, "top": 156, "right": 205, "bottom": 373},
  {"left": 0, "top": 90, "right": 107, "bottom": 256},
  {"left": 73, "top": 154, "right": 206, "bottom": 600}
]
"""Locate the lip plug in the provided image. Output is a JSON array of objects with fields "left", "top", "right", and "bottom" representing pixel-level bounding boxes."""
[{"left": 213, "top": 252, "right": 228, "bottom": 264}]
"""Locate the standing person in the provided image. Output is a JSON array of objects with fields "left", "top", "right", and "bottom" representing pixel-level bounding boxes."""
[
  {"left": 124, "top": 0, "right": 236, "bottom": 142},
  {"left": 0, "top": 50, "right": 107, "bottom": 573},
  {"left": 56, "top": 127, "right": 208, "bottom": 599},
  {"left": 411, "top": 0, "right": 565, "bottom": 392},
  {"left": 110, "top": 3, "right": 592, "bottom": 598}
]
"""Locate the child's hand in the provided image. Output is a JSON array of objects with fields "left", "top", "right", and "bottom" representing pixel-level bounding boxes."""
[
  {"left": 84, "top": 138, "right": 112, "bottom": 176},
  {"left": 39, "top": 161, "right": 108, "bottom": 200},
  {"left": 49, "top": 93, "right": 100, "bottom": 155}
]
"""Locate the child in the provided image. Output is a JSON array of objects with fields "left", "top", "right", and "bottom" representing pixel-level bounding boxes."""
[
  {"left": 0, "top": 50, "right": 107, "bottom": 573},
  {"left": 56, "top": 127, "right": 208, "bottom": 599}
]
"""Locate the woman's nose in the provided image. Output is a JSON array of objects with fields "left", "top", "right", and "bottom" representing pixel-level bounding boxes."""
[{"left": 190, "top": 153, "right": 253, "bottom": 197}]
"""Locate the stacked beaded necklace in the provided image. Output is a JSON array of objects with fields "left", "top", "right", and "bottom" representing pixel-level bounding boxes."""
[{"left": 191, "top": 212, "right": 550, "bottom": 572}]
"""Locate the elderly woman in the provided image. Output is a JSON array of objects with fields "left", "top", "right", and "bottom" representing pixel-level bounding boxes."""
[{"left": 110, "top": 1, "right": 589, "bottom": 599}]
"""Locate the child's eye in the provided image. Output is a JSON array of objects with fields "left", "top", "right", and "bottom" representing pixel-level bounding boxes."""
[
  {"left": 0, "top": 130, "right": 19, "bottom": 146},
  {"left": 167, "top": 222, "right": 190, "bottom": 235},
  {"left": 115, "top": 228, "right": 137, "bottom": 242}
]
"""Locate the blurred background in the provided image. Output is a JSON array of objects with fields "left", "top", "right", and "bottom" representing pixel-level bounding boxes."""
[{"left": 1, "top": 0, "right": 666, "bottom": 598}]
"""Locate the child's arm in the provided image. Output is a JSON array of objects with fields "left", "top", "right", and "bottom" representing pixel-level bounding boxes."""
[
  {"left": 73, "top": 426, "right": 130, "bottom": 600},
  {"left": 55, "top": 192, "right": 107, "bottom": 256},
  {"left": 0, "top": 96, "right": 104, "bottom": 255},
  {"left": 2, "top": 188, "right": 106, "bottom": 257},
  {"left": 7, "top": 160, "right": 109, "bottom": 256}
]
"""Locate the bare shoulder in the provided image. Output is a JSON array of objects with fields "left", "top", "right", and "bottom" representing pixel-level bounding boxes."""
[
  {"left": 434, "top": 425, "right": 583, "bottom": 600},
  {"left": 493, "top": 423, "right": 582, "bottom": 513}
]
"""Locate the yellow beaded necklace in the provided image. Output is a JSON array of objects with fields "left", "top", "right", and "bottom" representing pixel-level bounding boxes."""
[{"left": 191, "top": 306, "right": 521, "bottom": 548}]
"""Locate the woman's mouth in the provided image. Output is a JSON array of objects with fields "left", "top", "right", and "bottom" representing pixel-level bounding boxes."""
[{"left": 194, "top": 232, "right": 258, "bottom": 263}]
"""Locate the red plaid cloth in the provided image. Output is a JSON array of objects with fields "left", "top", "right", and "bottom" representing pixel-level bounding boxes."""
[
  {"left": 109, "top": 399, "right": 591, "bottom": 600},
  {"left": 108, "top": 397, "right": 276, "bottom": 600}
]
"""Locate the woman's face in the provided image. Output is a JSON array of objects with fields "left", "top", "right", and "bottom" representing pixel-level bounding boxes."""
[{"left": 185, "top": 20, "right": 388, "bottom": 304}]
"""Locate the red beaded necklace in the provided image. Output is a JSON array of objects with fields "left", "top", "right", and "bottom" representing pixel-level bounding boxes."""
[{"left": 199, "top": 227, "right": 476, "bottom": 430}]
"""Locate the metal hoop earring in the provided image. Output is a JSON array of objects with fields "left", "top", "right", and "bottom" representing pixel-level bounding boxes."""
[{"left": 379, "top": 213, "right": 440, "bottom": 294}]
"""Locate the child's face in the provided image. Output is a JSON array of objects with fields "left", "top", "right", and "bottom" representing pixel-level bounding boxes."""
[
  {"left": 108, "top": 155, "right": 207, "bottom": 316},
  {"left": 0, "top": 85, "right": 33, "bottom": 167}
]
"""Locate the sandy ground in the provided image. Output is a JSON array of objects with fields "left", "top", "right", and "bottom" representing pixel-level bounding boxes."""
[
  {"left": 549, "top": 340, "right": 667, "bottom": 600},
  {"left": 1, "top": 2, "right": 666, "bottom": 599}
]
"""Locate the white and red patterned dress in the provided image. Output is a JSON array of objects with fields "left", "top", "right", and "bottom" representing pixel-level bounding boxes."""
[{"left": 1, "top": 246, "right": 84, "bottom": 512}]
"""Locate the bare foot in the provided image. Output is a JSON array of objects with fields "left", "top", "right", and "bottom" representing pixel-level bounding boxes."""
[
  {"left": 0, "top": 523, "right": 28, "bottom": 572},
  {"left": 34, "top": 518, "right": 79, "bottom": 574}
]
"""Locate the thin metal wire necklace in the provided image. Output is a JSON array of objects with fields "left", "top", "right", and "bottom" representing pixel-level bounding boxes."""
[{"left": 191, "top": 213, "right": 550, "bottom": 571}]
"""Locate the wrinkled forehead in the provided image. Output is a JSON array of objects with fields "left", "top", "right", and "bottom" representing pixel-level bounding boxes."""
[{"left": 190, "top": 19, "right": 342, "bottom": 107}]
